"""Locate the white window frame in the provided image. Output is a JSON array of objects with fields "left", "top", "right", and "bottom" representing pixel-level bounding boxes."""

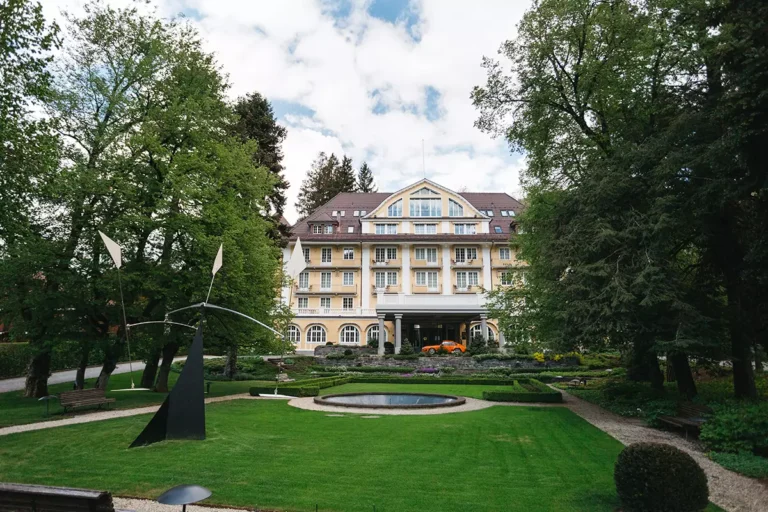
[
  {"left": 468, "top": 271, "right": 479, "bottom": 286},
  {"left": 494, "top": 226, "right": 502, "bottom": 233},
  {"left": 303, "top": 247, "right": 310, "bottom": 263},
  {"left": 342, "top": 297, "right": 354, "bottom": 310},
  {"left": 414, "top": 223, "right": 437, "bottom": 234},
  {"left": 320, "top": 297, "right": 331, "bottom": 309},
  {"left": 499, "top": 247, "right": 511, "bottom": 260},
  {"left": 287, "top": 325, "right": 301, "bottom": 344},
  {"left": 297, "top": 297, "right": 308, "bottom": 309},
  {"left": 471, "top": 324, "right": 495, "bottom": 341},
  {"left": 321, "top": 247, "right": 332, "bottom": 263},
  {"left": 375, "top": 271, "right": 387, "bottom": 289},
  {"left": 375, "top": 223, "right": 398, "bottom": 235},
  {"left": 340, "top": 325, "right": 360, "bottom": 344},
  {"left": 320, "top": 272, "right": 332, "bottom": 290},
  {"left": 342, "top": 272, "right": 354, "bottom": 286},
  {"left": 325, "top": 225, "right": 334, "bottom": 234},
  {"left": 367, "top": 325, "right": 386, "bottom": 343},
  {"left": 448, "top": 199, "right": 463, "bottom": 217},
  {"left": 387, "top": 199, "right": 403, "bottom": 217},
  {"left": 387, "top": 271, "right": 398, "bottom": 286},
  {"left": 307, "top": 325, "right": 326, "bottom": 344},
  {"left": 343, "top": 247, "right": 354, "bottom": 260},
  {"left": 454, "top": 223, "right": 477, "bottom": 235},
  {"left": 415, "top": 271, "right": 439, "bottom": 290},
  {"left": 347, "top": 226, "right": 354, "bottom": 233},
  {"left": 298, "top": 272, "right": 309, "bottom": 290},
  {"left": 409, "top": 197, "right": 442, "bottom": 217},
  {"left": 500, "top": 271, "right": 514, "bottom": 286},
  {"left": 501, "top": 211, "right": 508, "bottom": 217},
  {"left": 312, "top": 225, "right": 323, "bottom": 234}
]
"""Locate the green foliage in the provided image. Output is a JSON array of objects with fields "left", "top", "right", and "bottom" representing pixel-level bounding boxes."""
[
  {"left": 399, "top": 341, "right": 415, "bottom": 355},
  {"left": 348, "top": 376, "right": 516, "bottom": 386},
  {"left": 295, "top": 152, "right": 357, "bottom": 218},
  {"left": 357, "top": 162, "right": 376, "bottom": 193},
  {"left": 310, "top": 366, "right": 415, "bottom": 374},
  {"left": 0, "top": 341, "right": 133, "bottom": 379},
  {"left": 709, "top": 451, "right": 768, "bottom": 479},
  {"left": 582, "top": 353, "right": 621, "bottom": 370},
  {"left": 614, "top": 443, "right": 708, "bottom": 512},
  {"left": 700, "top": 402, "right": 768, "bottom": 454},
  {"left": 483, "top": 379, "right": 562, "bottom": 403}
]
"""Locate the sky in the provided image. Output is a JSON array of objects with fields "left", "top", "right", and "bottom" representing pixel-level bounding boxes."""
[{"left": 40, "top": 0, "right": 531, "bottom": 223}]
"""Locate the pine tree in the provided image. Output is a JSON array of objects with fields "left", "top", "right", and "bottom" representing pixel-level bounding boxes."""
[
  {"left": 296, "top": 152, "right": 338, "bottom": 218},
  {"left": 357, "top": 161, "right": 377, "bottom": 193},
  {"left": 334, "top": 155, "right": 357, "bottom": 193}
]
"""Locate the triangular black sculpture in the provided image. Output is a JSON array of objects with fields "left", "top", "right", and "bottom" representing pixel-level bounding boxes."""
[{"left": 130, "top": 323, "right": 205, "bottom": 447}]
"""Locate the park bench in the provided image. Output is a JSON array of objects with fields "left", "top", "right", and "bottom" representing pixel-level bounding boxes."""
[
  {"left": 657, "top": 402, "right": 713, "bottom": 438},
  {"left": 59, "top": 388, "right": 115, "bottom": 412},
  {"left": 0, "top": 482, "right": 134, "bottom": 511}
]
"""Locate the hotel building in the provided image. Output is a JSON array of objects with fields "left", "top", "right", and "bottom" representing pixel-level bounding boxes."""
[{"left": 282, "top": 178, "right": 523, "bottom": 354}]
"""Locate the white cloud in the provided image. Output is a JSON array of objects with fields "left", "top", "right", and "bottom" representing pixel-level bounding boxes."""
[{"left": 40, "top": 0, "right": 530, "bottom": 222}]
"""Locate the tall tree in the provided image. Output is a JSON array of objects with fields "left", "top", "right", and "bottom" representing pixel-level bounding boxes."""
[
  {"left": 229, "top": 91, "right": 290, "bottom": 238},
  {"left": 296, "top": 152, "right": 339, "bottom": 218},
  {"left": 357, "top": 161, "right": 377, "bottom": 193},
  {"left": 334, "top": 155, "right": 357, "bottom": 193}
]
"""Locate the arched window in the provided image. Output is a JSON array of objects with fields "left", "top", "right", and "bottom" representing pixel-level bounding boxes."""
[
  {"left": 367, "top": 325, "right": 387, "bottom": 343},
  {"left": 307, "top": 325, "right": 327, "bottom": 344},
  {"left": 387, "top": 199, "right": 402, "bottom": 217},
  {"left": 448, "top": 199, "right": 463, "bottom": 217},
  {"left": 287, "top": 325, "right": 301, "bottom": 344},
  {"left": 340, "top": 325, "right": 360, "bottom": 344},
  {"left": 470, "top": 324, "right": 495, "bottom": 342}
]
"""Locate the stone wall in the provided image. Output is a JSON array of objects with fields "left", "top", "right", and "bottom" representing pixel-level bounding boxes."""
[
  {"left": 315, "top": 355, "right": 579, "bottom": 371},
  {"left": 313, "top": 345, "right": 377, "bottom": 357}
]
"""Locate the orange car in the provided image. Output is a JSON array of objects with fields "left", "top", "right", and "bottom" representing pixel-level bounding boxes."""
[{"left": 421, "top": 340, "right": 466, "bottom": 355}]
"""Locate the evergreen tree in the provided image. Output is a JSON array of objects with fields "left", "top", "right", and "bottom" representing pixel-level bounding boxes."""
[
  {"left": 357, "top": 161, "right": 377, "bottom": 193},
  {"left": 229, "top": 91, "right": 290, "bottom": 238},
  {"left": 334, "top": 155, "right": 357, "bottom": 193},
  {"left": 295, "top": 152, "right": 360, "bottom": 218}
]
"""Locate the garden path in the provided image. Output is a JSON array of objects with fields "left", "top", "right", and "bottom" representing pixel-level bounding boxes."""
[{"left": 555, "top": 388, "right": 768, "bottom": 512}]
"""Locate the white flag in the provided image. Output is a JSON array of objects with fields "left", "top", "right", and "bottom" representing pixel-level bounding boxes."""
[
  {"left": 212, "top": 244, "right": 223, "bottom": 276},
  {"left": 285, "top": 238, "right": 307, "bottom": 279},
  {"left": 99, "top": 231, "right": 122, "bottom": 269}
]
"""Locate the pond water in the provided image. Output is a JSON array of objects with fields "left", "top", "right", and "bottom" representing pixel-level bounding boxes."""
[{"left": 315, "top": 393, "right": 464, "bottom": 409}]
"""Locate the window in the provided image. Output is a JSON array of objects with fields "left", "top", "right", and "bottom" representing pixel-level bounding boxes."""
[
  {"left": 353, "top": 210, "right": 360, "bottom": 216},
  {"left": 298, "top": 272, "right": 309, "bottom": 290},
  {"left": 415, "top": 248, "right": 425, "bottom": 260},
  {"left": 303, "top": 247, "right": 310, "bottom": 263},
  {"left": 361, "top": 210, "right": 367, "bottom": 216},
  {"left": 307, "top": 325, "right": 326, "bottom": 344},
  {"left": 374, "top": 247, "right": 397, "bottom": 262},
  {"left": 347, "top": 226, "right": 354, "bottom": 233},
  {"left": 455, "top": 247, "right": 477, "bottom": 263},
  {"left": 343, "top": 247, "right": 354, "bottom": 260},
  {"left": 374, "top": 271, "right": 398, "bottom": 288},
  {"left": 414, "top": 223, "right": 437, "bottom": 234},
  {"left": 412, "top": 187, "right": 440, "bottom": 196},
  {"left": 375, "top": 223, "right": 397, "bottom": 234},
  {"left": 470, "top": 324, "right": 495, "bottom": 342},
  {"left": 501, "top": 211, "right": 508, "bottom": 217},
  {"left": 409, "top": 198, "right": 441, "bottom": 217},
  {"left": 332, "top": 210, "right": 338, "bottom": 216},
  {"left": 486, "top": 210, "right": 494, "bottom": 217},
  {"left": 448, "top": 199, "right": 463, "bottom": 217},
  {"left": 312, "top": 225, "right": 323, "bottom": 234},
  {"left": 320, "top": 297, "right": 331, "bottom": 309},
  {"left": 287, "top": 325, "right": 301, "bottom": 344},
  {"left": 500, "top": 271, "right": 514, "bottom": 285},
  {"left": 367, "top": 325, "right": 386, "bottom": 343},
  {"left": 320, "top": 272, "right": 331, "bottom": 290},
  {"left": 387, "top": 199, "right": 403, "bottom": 217},
  {"left": 499, "top": 247, "right": 511, "bottom": 260},
  {"left": 454, "top": 223, "right": 477, "bottom": 235},
  {"left": 297, "top": 297, "right": 308, "bottom": 309},
  {"left": 342, "top": 297, "right": 354, "bottom": 310},
  {"left": 416, "top": 271, "right": 438, "bottom": 289},
  {"left": 340, "top": 325, "right": 359, "bottom": 343},
  {"left": 340, "top": 211, "right": 345, "bottom": 216},
  {"left": 324, "top": 225, "right": 334, "bottom": 234},
  {"left": 321, "top": 247, "right": 332, "bottom": 263},
  {"left": 343, "top": 272, "right": 354, "bottom": 286},
  {"left": 494, "top": 226, "right": 502, "bottom": 233},
  {"left": 414, "top": 247, "right": 438, "bottom": 263},
  {"left": 456, "top": 271, "right": 478, "bottom": 289},
  {"left": 509, "top": 210, "right": 515, "bottom": 217}
]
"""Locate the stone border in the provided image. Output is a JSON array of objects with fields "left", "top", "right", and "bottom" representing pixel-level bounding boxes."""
[
  {"left": 290, "top": 396, "right": 498, "bottom": 415},
  {"left": 314, "top": 391, "right": 466, "bottom": 409}
]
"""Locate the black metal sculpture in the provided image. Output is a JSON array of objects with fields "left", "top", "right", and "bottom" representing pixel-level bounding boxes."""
[{"left": 130, "top": 321, "right": 206, "bottom": 448}]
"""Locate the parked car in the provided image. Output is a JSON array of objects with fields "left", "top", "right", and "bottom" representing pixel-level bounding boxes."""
[{"left": 421, "top": 340, "right": 466, "bottom": 355}]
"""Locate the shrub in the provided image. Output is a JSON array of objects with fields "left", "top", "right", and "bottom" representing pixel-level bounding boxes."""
[
  {"left": 383, "top": 341, "right": 394, "bottom": 354},
  {"left": 700, "top": 401, "right": 768, "bottom": 454},
  {"left": 709, "top": 451, "right": 768, "bottom": 479},
  {"left": 343, "top": 349, "right": 353, "bottom": 356},
  {"left": 325, "top": 341, "right": 334, "bottom": 346},
  {"left": 310, "top": 365, "right": 414, "bottom": 374},
  {"left": 366, "top": 336, "right": 378, "bottom": 349},
  {"left": 399, "top": 341, "right": 415, "bottom": 355},
  {"left": 441, "top": 366, "right": 456, "bottom": 375},
  {"left": 614, "top": 443, "right": 708, "bottom": 512}
]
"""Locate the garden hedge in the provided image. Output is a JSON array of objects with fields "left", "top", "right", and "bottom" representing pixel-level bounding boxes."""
[
  {"left": 482, "top": 379, "right": 563, "bottom": 403},
  {"left": 348, "top": 376, "right": 517, "bottom": 385},
  {"left": 309, "top": 365, "right": 415, "bottom": 374},
  {"left": 249, "top": 386, "right": 320, "bottom": 397}
]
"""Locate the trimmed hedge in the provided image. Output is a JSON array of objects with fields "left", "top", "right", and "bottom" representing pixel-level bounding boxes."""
[
  {"left": 482, "top": 379, "right": 563, "bottom": 403},
  {"left": 249, "top": 376, "right": 351, "bottom": 397},
  {"left": 310, "top": 365, "right": 415, "bottom": 374},
  {"left": 349, "top": 376, "right": 517, "bottom": 385},
  {"left": 250, "top": 386, "right": 319, "bottom": 397}
]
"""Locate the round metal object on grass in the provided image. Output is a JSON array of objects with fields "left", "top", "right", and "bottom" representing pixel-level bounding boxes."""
[{"left": 157, "top": 484, "right": 211, "bottom": 511}]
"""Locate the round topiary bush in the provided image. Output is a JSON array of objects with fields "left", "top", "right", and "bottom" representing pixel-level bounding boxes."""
[{"left": 614, "top": 443, "right": 708, "bottom": 512}]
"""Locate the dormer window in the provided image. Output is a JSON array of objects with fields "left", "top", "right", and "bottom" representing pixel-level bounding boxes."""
[
  {"left": 325, "top": 225, "right": 334, "bottom": 234},
  {"left": 387, "top": 199, "right": 403, "bottom": 217},
  {"left": 361, "top": 210, "right": 367, "bottom": 216},
  {"left": 353, "top": 211, "right": 360, "bottom": 216},
  {"left": 332, "top": 210, "right": 338, "bottom": 216},
  {"left": 449, "top": 199, "right": 463, "bottom": 217},
  {"left": 340, "top": 211, "right": 345, "bottom": 216},
  {"left": 501, "top": 211, "right": 508, "bottom": 217},
  {"left": 411, "top": 187, "right": 440, "bottom": 196}
]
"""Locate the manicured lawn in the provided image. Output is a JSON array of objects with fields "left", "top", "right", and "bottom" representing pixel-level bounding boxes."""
[
  {"left": 0, "top": 399, "right": 627, "bottom": 511},
  {"left": 321, "top": 382, "right": 525, "bottom": 399},
  {"left": 0, "top": 371, "right": 263, "bottom": 428}
]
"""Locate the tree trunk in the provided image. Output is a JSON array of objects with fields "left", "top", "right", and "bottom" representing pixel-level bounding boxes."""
[
  {"left": 224, "top": 345, "right": 238, "bottom": 379},
  {"left": 724, "top": 271, "right": 757, "bottom": 399},
  {"left": 24, "top": 351, "right": 51, "bottom": 398},
  {"left": 75, "top": 342, "right": 92, "bottom": 390},
  {"left": 140, "top": 348, "right": 161, "bottom": 388},
  {"left": 95, "top": 340, "right": 120, "bottom": 390},
  {"left": 627, "top": 334, "right": 664, "bottom": 393},
  {"left": 154, "top": 342, "right": 179, "bottom": 392},
  {"left": 647, "top": 351, "right": 665, "bottom": 393},
  {"left": 754, "top": 343, "right": 763, "bottom": 374},
  {"left": 669, "top": 352, "right": 697, "bottom": 400}
]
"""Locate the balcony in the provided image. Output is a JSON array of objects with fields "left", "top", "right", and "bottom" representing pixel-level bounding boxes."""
[
  {"left": 293, "top": 307, "right": 377, "bottom": 317},
  {"left": 411, "top": 259, "right": 441, "bottom": 268},
  {"left": 411, "top": 284, "right": 442, "bottom": 294},
  {"left": 372, "top": 284, "right": 402, "bottom": 293},
  {"left": 451, "top": 259, "right": 483, "bottom": 269},
  {"left": 453, "top": 284, "right": 483, "bottom": 294},
  {"left": 372, "top": 258, "right": 401, "bottom": 268},
  {"left": 294, "top": 284, "right": 358, "bottom": 295}
]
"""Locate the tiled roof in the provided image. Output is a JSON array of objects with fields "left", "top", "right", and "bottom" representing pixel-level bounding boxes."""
[{"left": 289, "top": 191, "right": 522, "bottom": 242}]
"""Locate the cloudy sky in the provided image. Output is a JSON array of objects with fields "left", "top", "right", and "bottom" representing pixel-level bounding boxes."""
[{"left": 41, "top": 0, "right": 530, "bottom": 223}]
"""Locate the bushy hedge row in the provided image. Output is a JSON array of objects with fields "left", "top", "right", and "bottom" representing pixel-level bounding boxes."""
[
  {"left": 0, "top": 341, "right": 130, "bottom": 379},
  {"left": 482, "top": 379, "right": 563, "bottom": 403},
  {"left": 484, "top": 366, "right": 581, "bottom": 375},
  {"left": 348, "top": 376, "right": 516, "bottom": 385},
  {"left": 249, "top": 376, "right": 351, "bottom": 397},
  {"left": 310, "top": 365, "right": 415, "bottom": 374},
  {"left": 249, "top": 386, "right": 320, "bottom": 397}
]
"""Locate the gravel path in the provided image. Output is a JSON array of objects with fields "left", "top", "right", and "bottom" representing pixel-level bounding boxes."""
[
  {"left": 114, "top": 497, "right": 248, "bottom": 512},
  {"left": 557, "top": 388, "right": 768, "bottom": 512}
]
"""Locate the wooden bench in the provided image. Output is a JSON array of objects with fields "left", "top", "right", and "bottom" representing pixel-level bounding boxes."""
[
  {"left": 0, "top": 482, "right": 133, "bottom": 511},
  {"left": 59, "top": 389, "right": 115, "bottom": 412},
  {"left": 657, "top": 402, "right": 712, "bottom": 438}
]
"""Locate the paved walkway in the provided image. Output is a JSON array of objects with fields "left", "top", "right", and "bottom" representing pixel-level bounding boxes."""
[{"left": 556, "top": 388, "right": 768, "bottom": 512}]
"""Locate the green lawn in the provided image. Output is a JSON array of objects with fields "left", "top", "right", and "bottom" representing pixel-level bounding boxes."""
[{"left": 0, "top": 371, "right": 270, "bottom": 428}]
